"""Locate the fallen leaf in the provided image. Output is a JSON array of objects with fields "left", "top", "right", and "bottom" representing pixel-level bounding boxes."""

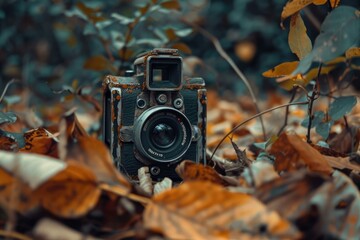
[
  {"left": 34, "top": 161, "right": 101, "bottom": 218},
  {"left": 313, "top": 0, "right": 327, "bottom": 4},
  {"left": 144, "top": 181, "right": 300, "bottom": 239},
  {"left": 330, "top": 0, "right": 341, "bottom": 8},
  {"left": 160, "top": 0, "right": 181, "bottom": 10},
  {"left": 289, "top": 12, "right": 312, "bottom": 60},
  {"left": 0, "top": 135, "right": 18, "bottom": 152},
  {"left": 269, "top": 132, "right": 333, "bottom": 175},
  {"left": 175, "top": 160, "right": 239, "bottom": 186},
  {"left": 20, "top": 128, "right": 58, "bottom": 158}
]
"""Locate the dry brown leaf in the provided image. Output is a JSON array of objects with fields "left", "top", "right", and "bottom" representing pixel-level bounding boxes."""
[
  {"left": 289, "top": 13, "right": 312, "bottom": 60},
  {"left": 255, "top": 170, "right": 330, "bottom": 237},
  {"left": 20, "top": 128, "right": 58, "bottom": 158},
  {"left": 67, "top": 135, "right": 131, "bottom": 188},
  {"left": 0, "top": 168, "right": 39, "bottom": 213},
  {"left": 34, "top": 161, "right": 101, "bottom": 218},
  {"left": 175, "top": 160, "right": 239, "bottom": 186},
  {"left": 170, "top": 42, "right": 192, "bottom": 54},
  {"left": 328, "top": 126, "right": 360, "bottom": 154},
  {"left": 0, "top": 135, "right": 18, "bottom": 152},
  {"left": 62, "top": 112, "right": 131, "bottom": 189},
  {"left": 281, "top": 0, "right": 315, "bottom": 23},
  {"left": 270, "top": 132, "right": 333, "bottom": 175},
  {"left": 144, "top": 181, "right": 300, "bottom": 239}
]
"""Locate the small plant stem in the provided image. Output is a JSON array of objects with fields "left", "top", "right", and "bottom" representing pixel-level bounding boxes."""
[
  {"left": 306, "top": 63, "right": 322, "bottom": 143},
  {"left": 0, "top": 79, "right": 18, "bottom": 104},
  {"left": 210, "top": 101, "right": 309, "bottom": 161},
  {"left": 181, "top": 19, "right": 267, "bottom": 140},
  {"left": 277, "top": 86, "right": 298, "bottom": 135}
]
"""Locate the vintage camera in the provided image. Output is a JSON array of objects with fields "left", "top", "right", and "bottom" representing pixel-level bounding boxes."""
[{"left": 102, "top": 48, "right": 206, "bottom": 181}]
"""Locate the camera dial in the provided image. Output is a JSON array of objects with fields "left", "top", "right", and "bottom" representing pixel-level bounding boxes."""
[{"left": 133, "top": 106, "right": 192, "bottom": 163}]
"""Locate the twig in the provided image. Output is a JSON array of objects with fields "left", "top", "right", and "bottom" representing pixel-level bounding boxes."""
[
  {"left": 306, "top": 63, "right": 322, "bottom": 143},
  {"left": 0, "top": 79, "right": 18, "bottom": 104},
  {"left": 210, "top": 101, "right": 309, "bottom": 161},
  {"left": 181, "top": 19, "right": 266, "bottom": 140},
  {"left": 277, "top": 86, "right": 298, "bottom": 135}
]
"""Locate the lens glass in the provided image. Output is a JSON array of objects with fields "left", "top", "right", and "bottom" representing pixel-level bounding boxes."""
[{"left": 152, "top": 123, "right": 176, "bottom": 148}]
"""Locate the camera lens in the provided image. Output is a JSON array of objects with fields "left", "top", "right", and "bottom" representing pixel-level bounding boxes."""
[
  {"left": 152, "top": 123, "right": 176, "bottom": 148},
  {"left": 134, "top": 106, "right": 192, "bottom": 163}
]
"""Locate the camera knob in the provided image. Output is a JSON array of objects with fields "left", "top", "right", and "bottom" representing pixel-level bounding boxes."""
[
  {"left": 173, "top": 98, "right": 183, "bottom": 109},
  {"left": 150, "top": 166, "right": 161, "bottom": 176},
  {"left": 137, "top": 98, "right": 147, "bottom": 109},
  {"left": 156, "top": 94, "right": 167, "bottom": 104}
]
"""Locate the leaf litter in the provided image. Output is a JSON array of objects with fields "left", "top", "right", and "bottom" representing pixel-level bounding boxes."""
[{"left": 0, "top": 88, "right": 359, "bottom": 239}]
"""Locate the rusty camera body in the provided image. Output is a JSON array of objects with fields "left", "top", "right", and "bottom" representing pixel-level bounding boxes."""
[{"left": 102, "top": 48, "right": 206, "bottom": 181}]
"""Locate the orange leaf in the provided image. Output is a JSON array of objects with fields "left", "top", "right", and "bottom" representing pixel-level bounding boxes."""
[
  {"left": 175, "top": 160, "right": 238, "bottom": 186},
  {"left": 313, "top": 0, "right": 327, "bottom": 5},
  {"left": 160, "top": 0, "right": 181, "bottom": 10},
  {"left": 34, "top": 161, "right": 101, "bottom": 218},
  {"left": 281, "top": 0, "right": 315, "bottom": 23},
  {"left": 144, "top": 181, "right": 300, "bottom": 239},
  {"left": 345, "top": 47, "right": 360, "bottom": 59},
  {"left": 20, "top": 128, "right": 58, "bottom": 158},
  {"left": 270, "top": 132, "right": 333, "bottom": 175},
  {"left": 171, "top": 42, "right": 192, "bottom": 54},
  {"left": 0, "top": 168, "right": 39, "bottom": 213},
  {"left": 330, "top": 0, "right": 341, "bottom": 8},
  {"left": 83, "top": 55, "right": 115, "bottom": 72},
  {"left": 289, "top": 13, "right": 312, "bottom": 60},
  {"left": 0, "top": 135, "right": 18, "bottom": 152},
  {"left": 263, "top": 61, "right": 299, "bottom": 78}
]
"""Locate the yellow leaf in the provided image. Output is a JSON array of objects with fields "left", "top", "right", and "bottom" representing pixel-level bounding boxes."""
[
  {"left": 330, "top": 0, "right": 341, "bottom": 8},
  {"left": 289, "top": 13, "right": 312, "bottom": 60},
  {"left": 144, "top": 181, "right": 300, "bottom": 239},
  {"left": 345, "top": 47, "right": 360, "bottom": 59},
  {"left": 263, "top": 61, "right": 299, "bottom": 78},
  {"left": 171, "top": 43, "right": 192, "bottom": 54},
  {"left": 83, "top": 55, "right": 115, "bottom": 72},
  {"left": 281, "top": 0, "right": 314, "bottom": 23},
  {"left": 313, "top": 0, "right": 327, "bottom": 5}
]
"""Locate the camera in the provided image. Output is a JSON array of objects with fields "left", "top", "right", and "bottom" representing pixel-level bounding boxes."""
[{"left": 102, "top": 48, "right": 206, "bottom": 181}]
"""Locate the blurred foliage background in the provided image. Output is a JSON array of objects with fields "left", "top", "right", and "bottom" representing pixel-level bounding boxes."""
[{"left": 0, "top": 0, "right": 359, "bottom": 122}]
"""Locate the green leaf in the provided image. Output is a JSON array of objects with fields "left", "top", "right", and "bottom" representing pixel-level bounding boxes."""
[
  {"left": 253, "top": 135, "right": 278, "bottom": 150},
  {"left": 293, "top": 6, "right": 360, "bottom": 74},
  {"left": 301, "top": 111, "right": 325, "bottom": 128},
  {"left": 0, "top": 112, "right": 17, "bottom": 125},
  {"left": 316, "top": 121, "right": 333, "bottom": 139},
  {"left": 329, "top": 96, "right": 357, "bottom": 121},
  {"left": 111, "top": 13, "right": 133, "bottom": 25}
]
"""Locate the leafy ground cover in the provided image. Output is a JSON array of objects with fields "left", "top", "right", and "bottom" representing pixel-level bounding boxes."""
[{"left": 1, "top": 0, "right": 360, "bottom": 239}]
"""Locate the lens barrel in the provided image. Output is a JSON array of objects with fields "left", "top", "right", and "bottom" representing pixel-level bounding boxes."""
[{"left": 134, "top": 106, "right": 192, "bottom": 163}]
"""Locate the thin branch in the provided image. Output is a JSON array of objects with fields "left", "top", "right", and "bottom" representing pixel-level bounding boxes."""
[
  {"left": 277, "top": 87, "right": 298, "bottom": 135},
  {"left": 0, "top": 79, "right": 18, "bottom": 104},
  {"left": 181, "top": 19, "right": 266, "bottom": 140},
  {"left": 306, "top": 63, "right": 322, "bottom": 143},
  {"left": 210, "top": 101, "right": 309, "bottom": 161}
]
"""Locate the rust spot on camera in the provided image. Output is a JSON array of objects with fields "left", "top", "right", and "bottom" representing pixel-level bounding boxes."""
[{"left": 116, "top": 95, "right": 121, "bottom": 101}]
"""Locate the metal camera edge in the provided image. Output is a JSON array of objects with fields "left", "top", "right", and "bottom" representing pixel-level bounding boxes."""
[{"left": 102, "top": 48, "right": 207, "bottom": 181}]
